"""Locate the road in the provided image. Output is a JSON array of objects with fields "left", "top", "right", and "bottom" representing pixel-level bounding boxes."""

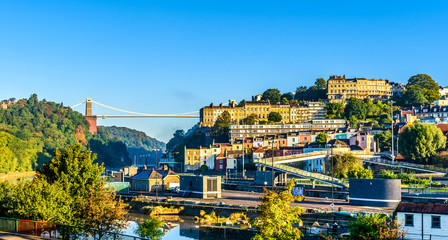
[{"left": 133, "top": 189, "right": 395, "bottom": 214}]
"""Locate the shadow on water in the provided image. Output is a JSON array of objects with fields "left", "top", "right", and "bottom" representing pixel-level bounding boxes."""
[{"left": 125, "top": 213, "right": 200, "bottom": 240}]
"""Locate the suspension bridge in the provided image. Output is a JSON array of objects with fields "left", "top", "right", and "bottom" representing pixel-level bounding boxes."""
[{"left": 71, "top": 98, "right": 199, "bottom": 133}]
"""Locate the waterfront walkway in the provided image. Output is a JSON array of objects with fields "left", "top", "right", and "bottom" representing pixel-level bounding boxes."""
[{"left": 0, "top": 231, "right": 45, "bottom": 240}]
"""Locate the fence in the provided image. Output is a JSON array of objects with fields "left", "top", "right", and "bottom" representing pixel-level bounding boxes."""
[
  {"left": 17, "top": 219, "right": 57, "bottom": 239},
  {"left": 402, "top": 187, "right": 448, "bottom": 196},
  {"left": 404, "top": 232, "right": 448, "bottom": 240},
  {"left": 364, "top": 157, "right": 448, "bottom": 174},
  {"left": 0, "top": 217, "right": 146, "bottom": 240},
  {"left": 0, "top": 217, "right": 16, "bottom": 232}
]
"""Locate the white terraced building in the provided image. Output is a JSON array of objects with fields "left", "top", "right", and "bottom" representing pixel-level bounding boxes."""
[
  {"left": 396, "top": 202, "right": 448, "bottom": 240},
  {"left": 229, "top": 119, "right": 347, "bottom": 140}
]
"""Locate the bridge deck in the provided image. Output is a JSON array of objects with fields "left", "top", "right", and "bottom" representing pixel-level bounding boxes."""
[
  {"left": 255, "top": 159, "right": 347, "bottom": 188},
  {"left": 267, "top": 151, "right": 448, "bottom": 174}
]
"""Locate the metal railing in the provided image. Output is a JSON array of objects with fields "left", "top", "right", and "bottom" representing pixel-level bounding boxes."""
[
  {"left": 254, "top": 159, "right": 347, "bottom": 188},
  {"left": 269, "top": 150, "right": 374, "bottom": 163},
  {"left": 269, "top": 150, "right": 331, "bottom": 162},
  {"left": 276, "top": 150, "right": 448, "bottom": 174},
  {"left": 363, "top": 157, "right": 448, "bottom": 174}
]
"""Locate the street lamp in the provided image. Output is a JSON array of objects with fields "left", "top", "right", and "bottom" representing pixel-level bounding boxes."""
[
  {"left": 242, "top": 137, "right": 245, "bottom": 179},
  {"left": 155, "top": 168, "right": 159, "bottom": 201},
  {"left": 331, "top": 148, "right": 334, "bottom": 212},
  {"left": 271, "top": 140, "right": 275, "bottom": 191},
  {"left": 391, "top": 101, "right": 395, "bottom": 164},
  {"left": 154, "top": 149, "right": 159, "bottom": 168}
]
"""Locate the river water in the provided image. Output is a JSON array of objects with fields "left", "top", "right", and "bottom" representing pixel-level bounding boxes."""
[{"left": 124, "top": 213, "right": 200, "bottom": 240}]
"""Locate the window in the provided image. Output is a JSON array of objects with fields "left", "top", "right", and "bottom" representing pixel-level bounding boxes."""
[
  {"left": 432, "top": 216, "right": 441, "bottom": 228},
  {"left": 405, "top": 214, "right": 414, "bottom": 227}
]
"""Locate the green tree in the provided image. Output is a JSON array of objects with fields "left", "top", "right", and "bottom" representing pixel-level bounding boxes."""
[
  {"left": 348, "top": 213, "right": 406, "bottom": 240},
  {"left": 211, "top": 111, "right": 231, "bottom": 143},
  {"left": 281, "top": 93, "right": 293, "bottom": 101},
  {"left": 349, "top": 115, "right": 359, "bottom": 128},
  {"left": 253, "top": 180, "right": 304, "bottom": 240},
  {"left": 244, "top": 114, "right": 258, "bottom": 125},
  {"left": 297, "top": 86, "right": 326, "bottom": 101},
  {"left": 400, "top": 86, "right": 427, "bottom": 107},
  {"left": 325, "top": 102, "right": 344, "bottom": 119},
  {"left": 172, "top": 128, "right": 207, "bottom": 165},
  {"left": 262, "top": 89, "right": 282, "bottom": 104},
  {"left": 315, "top": 132, "right": 328, "bottom": 144},
  {"left": 268, "top": 112, "right": 282, "bottom": 123},
  {"left": 315, "top": 78, "right": 326, "bottom": 90},
  {"left": 433, "top": 151, "right": 448, "bottom": 168},
  {"left": 347, "top": 166, "right": 373, "bottom": 179},
  {"left": 134, "top": 218, "right": 165, "bottom": 240},
  {"left": 406, "top": 74, "right": 441, "bottom": 103},
  {"left": 294, "top": 86, "right": 307, "bottom": 100},
  {"left": 375, "top": 131, "right": 392, "bottom": 152},
  {"left": 89, "top": 128, "right": 132, "bottom": 168},
  {"left": 330, "top": 153, "right": 369, "bottom": 179},
  {"left": 166, "top": 130, "right": 185, "bottom": 151},
  {"left": 345, "top": 98, "right": 367, "bottom": 120},
  {"left": 2, "top": 179, "right": 73, "bottom": 224},
  {"left": 198, "top": 164, "right": 209, "bottom": 171},
  {"left": 398, "top": 122, "right": 446, "bottom": 163},
  {"left": 37, "top": 145, "right": 128, "bottom": 235}
]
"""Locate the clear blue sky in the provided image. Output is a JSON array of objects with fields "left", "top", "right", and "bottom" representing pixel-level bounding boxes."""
[{"left": 1, "top": 1, "right": 447, "bottom": 142}]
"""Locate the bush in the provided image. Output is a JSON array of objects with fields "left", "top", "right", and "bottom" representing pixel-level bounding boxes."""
[
  {"left": 347, "top": 166, "right": 373, "bottom": 179},
  {"left": 379, "top": 170, "right": 430, "bottom": 185},
  {"left": 379, "top": 170, "right": 396, "bottom": 179},
  {"left": 348, "top": 213, "right": 406, "bottom": 240},
  {"left": 198, "top": 165, "right": 209, "bottom": 171}
]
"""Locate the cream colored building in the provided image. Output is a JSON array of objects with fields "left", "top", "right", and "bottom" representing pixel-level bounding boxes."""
[
  {"left": 327, "top": 75, "right": 392, "bottom": 103},
  {"left": 200, "top": 100, "right": 319, "bottom": 127},
  {"left": 184, "top": 145, "right": 223, "bottom": 171},
  {"left": 184, "top": 147, "right": 201, "bottom": 171}
]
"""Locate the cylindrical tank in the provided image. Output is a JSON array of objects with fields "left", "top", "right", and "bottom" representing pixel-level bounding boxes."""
[{"left": 349, "top": 178, "right": 401, "bottom": 207}]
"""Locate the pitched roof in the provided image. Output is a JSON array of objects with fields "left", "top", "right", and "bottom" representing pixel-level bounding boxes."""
[
  {"left": 437, "top": 124, "right": 448, "bottom": 135},
  {"left": 328, "top": 139, "right": 349, "bottom": 147},
  {"left": 131, "top": 168, "right": 178, "bottom": 180},
  {"left": 254, "top": 148, "right": 265, "bottom": 153},
  {"left": 395, "top": 202, "right": 448, "bottom": 214}
]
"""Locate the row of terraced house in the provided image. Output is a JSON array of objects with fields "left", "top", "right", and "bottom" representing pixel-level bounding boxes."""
[{"left": 184, "top": 129, "right": 377, "bottom": 172}]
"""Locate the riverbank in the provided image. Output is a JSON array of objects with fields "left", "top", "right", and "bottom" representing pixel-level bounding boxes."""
[
  {"left": 0, "top": 171, "right": 35, "bottom": 181},
  {"left": 125, "top": 190, "right": 395, "bottom": 214}
]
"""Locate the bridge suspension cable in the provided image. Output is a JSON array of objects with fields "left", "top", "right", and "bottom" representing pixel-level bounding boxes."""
[
  {"left": 70, "top": 101, "right": 86, "bottom": 109},
  {"left": 91, "top": 100, "right": 199, "bottom": 116}
]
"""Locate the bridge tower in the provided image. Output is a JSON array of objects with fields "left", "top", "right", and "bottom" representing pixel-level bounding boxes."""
[{"left": 83, "top": 98, "right": 97, "bottom": 134}]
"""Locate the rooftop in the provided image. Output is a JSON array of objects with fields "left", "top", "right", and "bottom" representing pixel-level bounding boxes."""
[
  {"left": 131, "top": 168, "right": 177, "bottom": 180},
  {"left": 395, "top": 202, "right": 448, "bottom": 214}
]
